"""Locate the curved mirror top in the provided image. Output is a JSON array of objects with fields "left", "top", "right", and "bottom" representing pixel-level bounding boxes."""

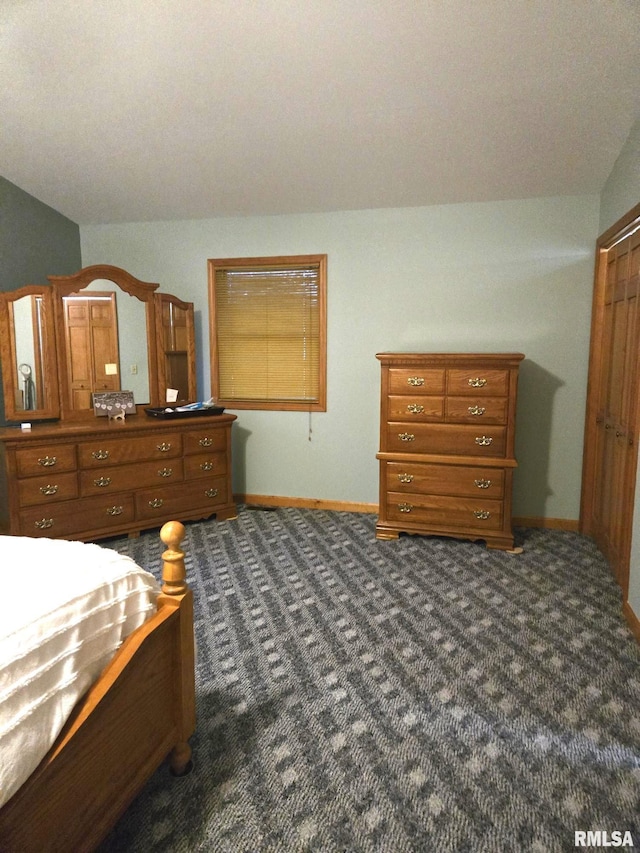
[{"left": 49, "top": 265, "right": 160, "bottom": 417}]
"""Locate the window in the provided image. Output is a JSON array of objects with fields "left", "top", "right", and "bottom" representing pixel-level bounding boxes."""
[{"left": 208, "top": 254, "right": 327, "bottom": 411}]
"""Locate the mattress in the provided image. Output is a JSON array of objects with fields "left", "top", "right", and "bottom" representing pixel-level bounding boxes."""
[{"left": 0, "top": 535, "right": 160, "bottom": 809}]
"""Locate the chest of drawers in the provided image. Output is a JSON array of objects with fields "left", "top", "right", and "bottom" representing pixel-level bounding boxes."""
[
  {"left": 376, "top": 353, "right": 524, "bottom": 550},
  {"left": 0, "top": 413, "right": 237, "bottom": 541}
]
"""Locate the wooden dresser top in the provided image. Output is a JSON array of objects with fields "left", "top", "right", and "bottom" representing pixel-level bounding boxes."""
[{"left": 0, "top": 412, "right": 237, "bottom": 444}]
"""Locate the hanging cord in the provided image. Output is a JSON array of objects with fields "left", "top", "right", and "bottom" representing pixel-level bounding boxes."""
[
  {"left": 308, "top": 410, "right": 312, "bottom": 442},
  {"left": 24, "top": 376, "right": 35, "bottom": 410}
]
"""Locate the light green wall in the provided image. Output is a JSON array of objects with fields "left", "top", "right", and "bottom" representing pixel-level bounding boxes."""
[
  {"left": 599, "top": 119, "right": 640, "bottom": 234},
  {"left": 81, "top": 194, "right": 600, "bottom": 520},
  {"left": 599, "top": 118, "right": 640, "bottom": 622}
]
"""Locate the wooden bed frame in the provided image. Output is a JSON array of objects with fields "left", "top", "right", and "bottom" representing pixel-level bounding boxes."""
[{"left": 0, "top": 521, "right": 196, "bottom": 853}]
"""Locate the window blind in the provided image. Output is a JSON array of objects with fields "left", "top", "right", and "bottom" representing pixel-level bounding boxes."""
[{"left": 214, "top": 264, "right": 321, "bottom": 404}]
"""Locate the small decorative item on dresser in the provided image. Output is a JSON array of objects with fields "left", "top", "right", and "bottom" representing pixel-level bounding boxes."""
[
  {"left": 93, "top": 391, "right": 136, "bottom": 418},
  {"left": 375, "top": 352, "right": 525, "bottom": 551}
]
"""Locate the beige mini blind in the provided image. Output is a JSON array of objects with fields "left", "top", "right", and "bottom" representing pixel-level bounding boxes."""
[{"left": 209, "top": 256, "right": 326, "bottom": 410}]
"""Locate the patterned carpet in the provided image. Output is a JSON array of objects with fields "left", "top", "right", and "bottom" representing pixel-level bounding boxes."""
[{"left": 98, "top": 506, "right": 640, "bottom": 853}]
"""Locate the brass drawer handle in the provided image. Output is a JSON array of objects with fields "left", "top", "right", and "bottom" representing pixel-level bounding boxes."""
[
  {"left": 474, "top": 510, "right": 491, "bottom": 520},
  {"left": 407, "top": 376, "right": 425, "bottom": 387},
  {"left": 94, "top": 476, "right": 112, "bottom": 487},
  {"left": 38, "top": 456, "right": 57, "bottom": 467},
  {"left": 468, "top": 377, "right": 487, "bottom": 388},
  {"left": 40, "top": 484, "right": 58, "bottom": 495},
  {"left": 474, "top": 479, "right": 492, "bottom": 489},
  {"left": 106, "top": 505, "right": 124, "bottom": 516},
  {"left": 200, "top": 461, "right": 214, "bottom": 471},
  {"left": 475, "top": 436, "right": 493, "bottom": 446},
  {"left": 398, "top": 473, "right": 414, "bottom": 483},
  {"left": 92, "top": 449, "right": 110, "bottom": 460},
  {"left": 398, "top": 502, "right": 413, "bottom": 513},
  {"left": 398, "top": 433, "right": 415, "bottom": 442},
  {"left": 34, "top": 518, "right": 54, "bottom": 529},
  {"left": 205, "top": 488, "right": 219, "bottom": 498},
  {"left": 158, "top": 467, "right": 173, "bottom": 478},
  {"left": 199, "top": 437, "right": 214, "bottom": 447},
  {"left": 157, "top": 442, "right": 172, "bottom": 452},
  {"left": 468, "top": 406, "right": 485, "bottom": 416},
  {"left": 407, "top": 404, "right": 425, "bottom": 414},
  {"left": 148, "top": 498, "right": 164, "bottom": 509}
]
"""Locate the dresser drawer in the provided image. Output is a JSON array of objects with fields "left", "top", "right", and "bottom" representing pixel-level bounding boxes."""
[
  {"left": 15, "top": 444, "right": 76, "bottom": 478},
  {"left": 445, "top": 396, "right": 508, "bottom": 424},
  {"left": 446, "top": 369, "right": 509, "bottom": 396},
  {"left": 388, "top": 369, "right": 445, "bottom": 395},
  {"left": 1, "top": 412, "right": 237, "bottom": 541},
  {"left": 386, "top": 492, "right": 504, "bottom": 531},
  {"left": 136, "top": 475, "right": 228, "bottom": 521},
  {"left": 386, "top": 423, "right": 506, "bottom": 457},
  {"left": 384, "top": 461, "right": 505, "bottom": 498},
  {"left": 387, "top": 395, "right": 444, "bottom": 422},
  {"left": 78, "top": 432, "right": 181, "bottom": 467},
  {"left": 19, "top": 494, "right": 136, "bottom": 537},
  {"left": 184, "top": 452, "right": 227, "bottom": 479},
  {"left": 18, "top": 471, "right": 79, "bottom": 507},
  {"left": 80, "top": 458, "right": 184, "bottom": 496},
  {"left": 183, "top": 429, "right": 227, "bottom": 454}
]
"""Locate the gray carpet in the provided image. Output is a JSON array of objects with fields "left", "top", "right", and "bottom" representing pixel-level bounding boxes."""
[{"left": 98, "top": 506, "right": 640, "bottom": 852}]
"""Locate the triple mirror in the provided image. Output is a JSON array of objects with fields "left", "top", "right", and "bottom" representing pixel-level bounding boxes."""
[{"left": 0, "top": 264, "right": 196, "bottom": 423}]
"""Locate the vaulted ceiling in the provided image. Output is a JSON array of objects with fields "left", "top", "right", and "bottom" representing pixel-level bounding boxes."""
[{"left": 1, "top": 0, "right": 639, "bottom": 224}]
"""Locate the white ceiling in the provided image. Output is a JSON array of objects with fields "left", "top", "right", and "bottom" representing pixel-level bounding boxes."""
[{"left": 1, "top": 0, "right": 639, "bottom": 225}]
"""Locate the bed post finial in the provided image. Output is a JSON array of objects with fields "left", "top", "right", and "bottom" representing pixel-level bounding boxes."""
[{"left": 160, "top": 521, "right": 187, "bottom": 596}]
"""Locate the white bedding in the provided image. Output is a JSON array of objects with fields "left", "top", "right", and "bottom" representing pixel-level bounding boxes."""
[{"left": 0, "top": 535, "right": 160, "bottom": 809}]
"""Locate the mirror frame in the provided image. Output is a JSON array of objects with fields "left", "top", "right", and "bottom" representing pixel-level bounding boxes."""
[
  {"left": 49, "top": 264, "right": 161, "bottom": 420},
  {"left": 0, "top": 285, "right": 60, "bottom": 422},
  {"left": 154, "top": 292, "right": 197, "bottom": 403}
]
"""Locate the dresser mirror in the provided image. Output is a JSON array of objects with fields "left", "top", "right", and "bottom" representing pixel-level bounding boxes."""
[
  {"left": 55, "top": 280, "right": 153, "bottom": 414},
  {"left": 155, "top": 292, "right": 197, "bottom": 404},
  {"left": 0, "top": 285, "right": 60, "bottom": 421},
  {"left": 0, "top": 264, "right": 196, "bottom": 423},
  {"left": 49, "top": 264, "right": 160, "bottom": 420}
]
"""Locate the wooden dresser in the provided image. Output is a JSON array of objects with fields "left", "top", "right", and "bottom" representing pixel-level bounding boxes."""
[
  {"left": 0, "top": 413, "right": 237, "bottom": 541},
  {"left": 376, "top": 353, "right": 524, "bottom": 550}
]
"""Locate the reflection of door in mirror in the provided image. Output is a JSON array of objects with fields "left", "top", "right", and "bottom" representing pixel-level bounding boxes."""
[
  {"left": 10, "top": 295, "right": 45, "bottom": 411},
  {"left": 63, "top": 293, "right": 120, "bottom": 410},
  {"left": 161, "top": 300, "right": 190, "bottom": 400}
]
